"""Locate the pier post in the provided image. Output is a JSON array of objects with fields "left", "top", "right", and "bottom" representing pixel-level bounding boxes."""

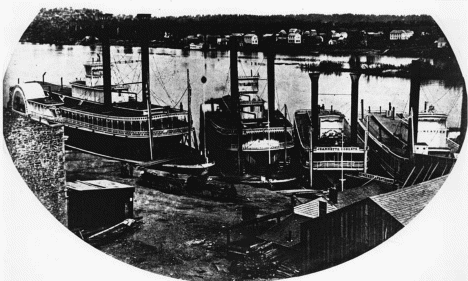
[
  {"left": 350, "top": 72, "right": 361, "bottom": 145},
  {"left": 309, "top": 72, "right": 320, "bottom": 142}
]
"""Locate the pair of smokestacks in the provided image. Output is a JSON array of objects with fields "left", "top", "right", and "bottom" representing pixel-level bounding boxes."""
[
  {"left": 308, "top": 71, "right": 361, "bottom": 145},
  {"left": 308, "top": 59, "right": 422, "bottom": 146}
]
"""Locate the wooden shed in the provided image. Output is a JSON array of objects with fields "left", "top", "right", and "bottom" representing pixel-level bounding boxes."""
[
  {"left": 67, "top": 180, "right": 135, "bottom": 230},
  {"left": 300, "top": 175, "right": 447, "bottom": 273}
]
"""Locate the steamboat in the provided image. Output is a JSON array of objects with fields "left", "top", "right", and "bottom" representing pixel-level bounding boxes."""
[
  {"left": 357, "top": 60, "right": 461, "bottom": 186},
  {"left": 200, "top": 38, "right": 295, "bottom": 183},
  {"left": 9, "top": 14, "right": 210, "bottom": 172},
  {"left": 294, "top": 72, "right": 368, "bottom": 190}
]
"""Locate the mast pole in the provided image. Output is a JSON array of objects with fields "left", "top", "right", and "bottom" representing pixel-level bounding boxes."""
[
  {"left": 364, "top": 115, "right": 369, "bottom": 173},
  {"left": 201, "top": 76, "right": 208, "bottom": 162},
  {"left": 138, "top": 14, "right": 153, "bottom": 161},
  {"left": 340, "top": 131, "right": 345, "bottom": 191},
  {"left": 284, "top": 104, "right": 288, "bottom": 164},
  {"left": 309, "top": 128, "right": 313, "bottom": 189},
  {"left": 187, "top": 69, "right": 192, "bottom": 150}
]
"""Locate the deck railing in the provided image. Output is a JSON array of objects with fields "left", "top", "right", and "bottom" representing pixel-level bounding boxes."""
[
  {"left": 62, "top": 117, "right": 188, "bottom": 137},
  {"left": 311, "top": 160, "right": 364, "bottom": 170},
  {"left": 227, "top": 141, "right": 295, "bottom": 151},
  {"left": 61, "top": 107, "right": 187, "bottom": 122}
]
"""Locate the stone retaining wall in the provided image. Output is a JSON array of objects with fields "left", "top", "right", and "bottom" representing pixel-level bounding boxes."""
[{"left": 3, "top": 110, "right": 67, "bottom": 226}]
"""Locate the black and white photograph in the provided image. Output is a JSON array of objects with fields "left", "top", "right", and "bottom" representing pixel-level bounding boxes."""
[{"left": 2, "top": 1, "right": 467, "bottom": 280}]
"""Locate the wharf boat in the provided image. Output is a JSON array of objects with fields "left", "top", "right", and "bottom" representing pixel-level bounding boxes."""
[
  {"left": 8, "top": 14, "right": 211, "bottom": 172},
  {"left": 294, "top": 72, "right": 368, "bottom": 190},
  {"left": 200, "top": 38, "right": 295, "bottom": 184}
]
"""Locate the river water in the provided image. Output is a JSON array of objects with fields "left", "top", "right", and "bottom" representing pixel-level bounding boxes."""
[{"left": 3, "top": 43, "right": 464, "bottom": 131}]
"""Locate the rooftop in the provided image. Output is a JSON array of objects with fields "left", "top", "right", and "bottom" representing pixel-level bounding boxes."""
[{"left": 370, "top": 175, "right": 448, "bottom": 225}]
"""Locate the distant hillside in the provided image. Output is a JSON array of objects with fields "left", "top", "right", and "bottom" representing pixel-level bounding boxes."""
[{"left": 21, "top": 8, "right": 440, "bottom": 44}]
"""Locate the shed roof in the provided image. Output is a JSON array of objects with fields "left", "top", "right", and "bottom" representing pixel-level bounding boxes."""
[
  {"left": 67, "top": 180, "right": 134, "bottom": 191},
  {"left": 294, "top": 197, "right": 337, "bottom": 218},
  {"left": 370, "top": 175, "right": 447, "bottom": 226},
  {"left": 337, "top": 180, "right": 396, "bottom": 209}
]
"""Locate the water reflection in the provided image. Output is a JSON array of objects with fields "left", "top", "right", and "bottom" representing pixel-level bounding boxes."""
[{"left": 3, "top": 43, "right": 464, "bottom": 129}]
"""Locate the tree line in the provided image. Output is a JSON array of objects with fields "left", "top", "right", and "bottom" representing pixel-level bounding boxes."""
[{"left": 21, "top": 8, "right": 441, "bottom": 44}]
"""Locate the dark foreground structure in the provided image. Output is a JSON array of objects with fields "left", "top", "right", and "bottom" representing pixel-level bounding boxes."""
[{"left": 300, "top": 175, "right": 447, "bottom": 273}]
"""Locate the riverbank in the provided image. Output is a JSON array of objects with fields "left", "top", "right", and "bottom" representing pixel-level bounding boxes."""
[{"left": 65, "top": 150, "right": 292, "bottom": 280}]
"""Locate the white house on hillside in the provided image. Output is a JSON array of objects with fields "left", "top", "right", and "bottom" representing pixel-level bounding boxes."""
[
  {"left": 390, "top": 30, "right": 414, "bottom": 40},
  {"left": 244, "top": 34, "right": 258, "bottom": 45}
]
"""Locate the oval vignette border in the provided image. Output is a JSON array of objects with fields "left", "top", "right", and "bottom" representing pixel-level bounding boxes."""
[{"left": 1, "top": 1, "right": 467, "bottom": 281}]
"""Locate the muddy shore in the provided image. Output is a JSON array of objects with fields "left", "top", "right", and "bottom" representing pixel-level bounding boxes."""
[{"left": 65, "top": 150, "right": 292, "bottom": 280}]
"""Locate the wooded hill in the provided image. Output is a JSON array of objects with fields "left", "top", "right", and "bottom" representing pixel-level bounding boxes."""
[{"left": 21, "top": 8, "right": 440, "bottom": 44}]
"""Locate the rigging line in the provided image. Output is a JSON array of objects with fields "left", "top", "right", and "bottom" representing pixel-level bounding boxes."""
[
  {"left": 255, "top": 56, "right": 265, "bottom": 75},
  {"left": 276, "top": 84, "right": 281, "bottom": 110},
  {"left": 402, "top": 96, "right": 409, "bottom": 114},
  {"left": 222, "top": 67, "right": 231, "bottom": 96},
  {"left": 220, "top": 67, "right": 232, "bottom": 113},
  {"left": 420, "top": 85, "right": 434, "bottom": 105},
  {"left": 110, "top": 55, "right": 139, "bottom": 86},
  {"left": 150, "top": 54, "right": 176, "bottom": 85},
  {"left": 150, "top": 89, "right": 165, "bottom": 105},
  {"left": 446, "top": 91, "right": 462, "bottom": 116},
  {"left": 433, "top": 89, "right": 453, "bottom": 105},
  {"left": 239, "top": 60, "right": 247, "bottom": 76},
  {"left": 174, "top": 88, "right": 188, "bottom": 107},
  {"left": 151, "top": 55, "right": 175, "bottom": 105},
  {"left": 259, "top": 82, "right": 268, "bottom": 99}
]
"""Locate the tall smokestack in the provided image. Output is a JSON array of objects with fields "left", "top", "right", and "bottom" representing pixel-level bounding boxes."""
[
  {"left": 409, "top": 60, "right": 421, "bottom": 144},
  {"left": 101, "top": 14, "right": 113, "bottom": 106},
  {"left": 140, "top": 18, "right": 150, "bottom": 105},
  {"left": 267, "top": 50, "right": 276, "bottom": 122},
  {"left": 350, "top": 72, "right": 361, "bottom": 145},
  {"left": 230, "top": 36, "right": 239, "bottom": 115},
  {"left": 309, "top": 72, "right": 320, "bottom": 141}
]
